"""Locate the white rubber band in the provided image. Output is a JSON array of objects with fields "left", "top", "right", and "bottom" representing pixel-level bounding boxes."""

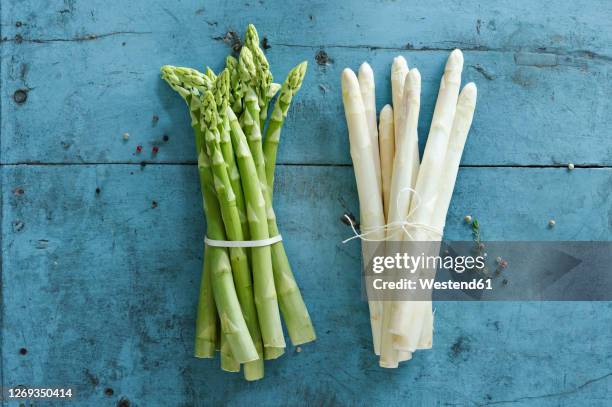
[{"left": 205, "top": 234, "right": 282, "bottom": 248}]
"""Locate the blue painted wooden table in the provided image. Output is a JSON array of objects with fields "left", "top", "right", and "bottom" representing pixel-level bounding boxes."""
[{"left": 1, "top": 1, "right": 611, "bottom": 406}]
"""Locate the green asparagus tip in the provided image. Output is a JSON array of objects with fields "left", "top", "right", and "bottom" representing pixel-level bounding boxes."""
[
  {"left": 213, "top": 69, "right": 231, "bottom": 116},
  {"left": 168, "top": 67, "right": 212, "bottom": 95},
  {"left": 225, "top": 55, "right": 238, "bottom": 70},
  {"left": 289, "top": 61, "right": 308, "bottom": 91},
  {"left": 238, "top": 47, "right": 257, "bottom": 84},
  {"left": 205, "top": 67, "right": 217, "bottom": 81},
  {"left": 215, "top": 69, "right": 230, "bottom": 96},
  {"left": 266, "top": 83, "right": 281, "bottom": 98},
  {"left": 245, "top": 24, "right": 260, "bottom": 48},
  {"left": 203, "top": 91, "right": 219, "bottom": 129},
  {"left": 160, "top": 65, "right": 192, "bottom": 100},
  {"left": 225, "top": 55, "right": 243, "bottom": 114}
]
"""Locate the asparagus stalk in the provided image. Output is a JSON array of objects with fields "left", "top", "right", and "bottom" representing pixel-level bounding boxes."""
[
  {"left": 194, "top": 244, "right": 217, "bottom": 358},
  {"left": 220, "top": 331, "right": 240, "bottom": 372},
  {"left": 391, "top": 56, "right": 409, "bottom": 144},
  {"left": 358, "top": 62, "right": 382, "bottom": 194},
  {"left": 387, "top": 68, "right": 421, "bottom": 241},
  {"left": 378, "top": 104, "right": 395, "bottom": 220},
  {"left": 380, "top": 69, "right": 422, "bottom": 367},
  {"left": 202, "top": 91, "right": 265, "bottom": 380},
  {"left": 262, "top": 61, "right": 308, "bottom": 192},
  {"left": 226, "top": 55, "right": 244, "bottom": 116},
  {"left": 431, "top": 82, "right": 477, "bottom": 241},
  {"left": 244, "top": 24, "right": 274, "bottom": 129},
  {"left": 214, "top": 69, "right": 250, "bottom": 238},
  {"left": 238, "top": 47, "right": 268, "bottom": 194},
  {"left": 389, "top": 49, "right": 465, "bottom": 351},
  {"left": 416, "top": 82, "right": 477, "bottom": 350},
  {"left": 342, "top": 68, "right": 386, "bottom": 355},
  {"left": 227, "top": 105, "right": 286, "bottom": 349},
  {"left": 241, "top": 48, "right": 316, "bottom": 346}
]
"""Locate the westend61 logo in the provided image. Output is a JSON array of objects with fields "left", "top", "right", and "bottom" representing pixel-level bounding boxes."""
[{"left": 361, "top": 241, "right": 612, "bottom": 301}]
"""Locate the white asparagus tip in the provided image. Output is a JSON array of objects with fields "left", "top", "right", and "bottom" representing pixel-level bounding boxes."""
[
  {"left": 341, "top": 68, "right": 359, "bottom": 92},
  {"left": 459, "top": 82, "right": 478, "bottom": 105},
  {"left": 380, "top": 104, "right": 393, "bottom": 119},
  {"left": 392, "top": 55, "right": 408, "bottom": 72},
  {"left": 446, "top": 49, "right": 464, "bottom": 70},
  {"left": 408, "top": 68, "right": 421, "bottom": 85},
  {"left": 358, "top": 62, "right": 374, "bottom": 79}
]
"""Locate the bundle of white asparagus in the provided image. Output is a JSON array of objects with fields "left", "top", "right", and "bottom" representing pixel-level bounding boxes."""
[{"left": 341, "top": 50, "right": 477, "bottom": 367}]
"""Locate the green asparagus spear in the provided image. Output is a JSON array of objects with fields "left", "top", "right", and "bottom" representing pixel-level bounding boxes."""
[
  {"left": 225, "top": 55, "right": 244, "bottom": 116},
  {"left": 239, "top": 49, "right": 316, "bottom": 346},
  {"left": 227, "top": 106, "right": 286, "bottom": 350},
  {"left": 214, "top": 69, "right": 249, "bottom": 239},
  {"left": 244, "top": 24, "right": 274, "bottom": 129},
  {"left": 220, "top": 331, "right": 240, "bottom": 372},
  {"left": 262, "top": 61, "right": 308, "bottom": 192},
  {"left": 194, "top": 244, "right": 217, "bottom": 358}
]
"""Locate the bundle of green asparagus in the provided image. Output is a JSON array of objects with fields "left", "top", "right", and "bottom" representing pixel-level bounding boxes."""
[{"left": 161, "top": 25, "right": 315, "bottom": 381}]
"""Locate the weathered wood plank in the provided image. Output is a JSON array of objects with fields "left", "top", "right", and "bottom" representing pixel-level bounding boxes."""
[
  {"left": 2, "top": 1, "right": 611, "bottom": 165},
  {"left": 3, "top": 164, "right": 611, "bottom": 405},
  {"left": 4, "top": 0, "right": 612, "bottom": 54}
]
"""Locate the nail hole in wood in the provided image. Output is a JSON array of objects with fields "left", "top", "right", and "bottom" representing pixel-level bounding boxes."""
[{"left": 13, "top": 89, "right": 28, "bottom": 104}]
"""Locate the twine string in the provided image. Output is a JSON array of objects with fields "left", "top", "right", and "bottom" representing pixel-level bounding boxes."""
[{"left": 342, "top": 187, "right": 443, "bottom": 244}]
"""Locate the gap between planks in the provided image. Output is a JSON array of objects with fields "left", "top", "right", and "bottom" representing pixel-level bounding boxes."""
[{"left": 0, "top": 163, "right": 611, "bottom": 169}]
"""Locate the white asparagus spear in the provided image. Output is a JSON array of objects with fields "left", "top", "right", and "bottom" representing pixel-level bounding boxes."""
[
  {"left": 358, "top": 63, "right": 382, "bottom": 193},
  {"left": 385, "top": 57, "right": 408, "bottom": 217},
  {"left": 388, "top": 68, "right": 421, "bottom": 241},
  {"left": 379, "top": 69, "right": 422, "bottom": 367},
  {"left": 342, "top": 68, "right": 386, "bottom": 356},
  {"left": 391, "top": 56, "right": 409, "bottom": 145},
  {"left": 431, "top": 83, "right": 477, "bottom": 230},
  {"left": 415, "top": 83, "right": 477, "bottom": 349},
  {"left": 389, "top": 49, "right": 465, "bottom": 349},
  {"left": 377, "top": 104, "right": 396, "bottom": 362},
  {"left": 398, "top": 350, "right": 412, "bottom": 362},
  {"left": 378, "top": 104, "right": 395, "bottom": 220}
]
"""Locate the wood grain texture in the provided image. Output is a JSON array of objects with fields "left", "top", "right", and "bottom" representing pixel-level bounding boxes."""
[
  {"left": 1, "top": 0, "right": 611, "bottom": 406},
  {"left": 2, "top": 165, "right": 611, "bottom": 405}
]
